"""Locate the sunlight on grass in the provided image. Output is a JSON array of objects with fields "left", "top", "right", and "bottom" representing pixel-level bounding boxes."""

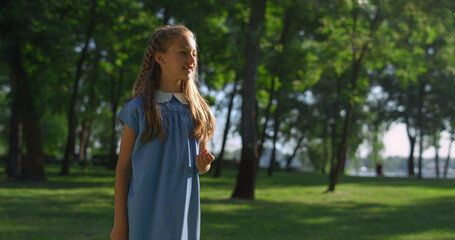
[
  {"left": 300, "top": 216, "right": 337, "bottom": 224},
  {"left": 388, "top": 229, "right": 455, "bottom": 240}
]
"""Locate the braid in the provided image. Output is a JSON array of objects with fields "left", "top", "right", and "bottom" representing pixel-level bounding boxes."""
[
  {"left": 130, "top": 29, "right": 167, "bottom": 141},
  {"left": 132, "top": 35, "right": 156, "bottom": 97}
]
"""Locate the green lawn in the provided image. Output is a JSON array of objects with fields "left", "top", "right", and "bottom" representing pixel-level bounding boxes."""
[{"left": 0, "top": 165, "right": 454, "bottom": 240}]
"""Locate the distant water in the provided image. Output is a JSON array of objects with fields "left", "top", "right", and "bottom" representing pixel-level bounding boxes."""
[{"left": 348, "top": 169, "right": 455, "bottom": 179}]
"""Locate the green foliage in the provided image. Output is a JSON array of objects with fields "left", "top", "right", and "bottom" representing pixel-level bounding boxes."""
[
  {"left": 40, "top": 113, "right": 67, "bottom": 157},
  {"left": 204, "top": 94, "right": 216, "bottom": 106},
  {"left": 1, "top": 0, "right": 455, "bottom": 181},
  {"left": 90, "top": 106, "right": 114, "bottom": 153}
]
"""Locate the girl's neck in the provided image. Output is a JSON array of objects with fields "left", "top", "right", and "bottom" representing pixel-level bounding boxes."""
[{"left": 159, "top": 79, "right": 182, "bottom": 93}]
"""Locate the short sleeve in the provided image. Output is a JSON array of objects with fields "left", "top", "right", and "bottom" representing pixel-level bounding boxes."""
[{"left": 118, "top": 97, "right": 142, "bottom": 134}]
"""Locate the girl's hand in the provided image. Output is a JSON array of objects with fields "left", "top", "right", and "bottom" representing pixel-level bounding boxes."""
[{"left": 196, "top": 149, "right": 215, "bottom": 174}]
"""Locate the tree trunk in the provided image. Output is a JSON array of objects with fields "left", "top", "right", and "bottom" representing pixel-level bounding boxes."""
[
  {"left": 329, "top": 75, "right": 342, "bottom": 179},
  {"left": 417, "top": 82, "right": 425, "bottom": 179},
  {"left": 22, "top": 97, "right": 46, "bottom": 181},
  {"left": 329, "top": 99, "right": 354, "bottom": 191},
  {"left": 214, "top": 77, "right": 238, "bottom": 178},
  {"left": 163, "top": 6, "right": 170, "bottom": 25},
  {"left": 267, "top": 101, "right": 280, "bottom": 176},
  {"left": 286, "top": 134, "right": 305, "bottom": 170},
  {"left": 258, "top": 6, "right": 292, "bottom": 159},
  {"left": 321, "top": 120, "right": 328, "bottom": 174},
  {"left": 3, "top": 0, "right": 45, "bottom": 181},
  {"left": 328, "top": 2, "right": 380, "bottom": 192},
  {"left": 329, "top": 56, "right": 361, "bottom": 192},
  {"left": 15, "top": 51, "right": 46, "bottom": 181},
  {"left": 433, "top": 132, "right": 440, "bottom": 178},
  {"left": 444, "top": 129, "right": 455, "bottom": 179},
  {"left": 417, "top": 132, "right": 423, "bottom": 179},
  {"left": 7, "top": 40, "right": 46, "bottom": 181},
  {"left": 258, "top": 74, "right": 275, "bottom": 158},
  {"left": 254, "top": 101, "right": 260, "bottom": 171},
  {"left": 443, "top": 131, "right": 453, "bottom": 179},
  {"left": 61, "top": 0, "right": 96, "bottom": 175},
  {"left": 232, "top": 0, "right": 266, "bottom": 200},
  {"left": 408, "top": 135, "right": 416, "bottom": 177},
  {"left": 7, "top": 73, "right": 23, "bottom": 178},
  {"left": 108, "top": 63, "right": 125, "bottom": 170},
  {"left": 79, "top": 118, "right": 92, "bottom": 172},
  {"left": 79, "top": 50, "right": 100, "bottom": 172}
]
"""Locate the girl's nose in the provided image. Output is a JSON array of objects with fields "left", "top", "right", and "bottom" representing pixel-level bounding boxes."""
[{"left": 188, "top": 54, "right": 196, "bottom": 64}]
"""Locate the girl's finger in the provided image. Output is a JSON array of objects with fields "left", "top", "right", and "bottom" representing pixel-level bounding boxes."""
[
  {"left": 201, "top": 156, "right": 210, "bottom": 164},
  {"left": 204, "top": 153, "right": 214, "bottom": 161}
]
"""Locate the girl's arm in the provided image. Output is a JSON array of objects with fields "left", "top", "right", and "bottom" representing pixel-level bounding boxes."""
[
  {"left": 111, "top": 124, "right": 136, "bottom": 240},
  {"left": 196, "top": 140, "right": 215, "bottom": 175}
]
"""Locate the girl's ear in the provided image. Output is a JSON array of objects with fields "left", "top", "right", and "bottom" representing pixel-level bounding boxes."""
[{"left": 155, "top": 52, "right": 165, "bottom": 64}]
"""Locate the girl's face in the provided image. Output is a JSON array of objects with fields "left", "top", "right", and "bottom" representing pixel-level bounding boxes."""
[{"left": 156, "top": 35, "right": 197, "bottom": 84}]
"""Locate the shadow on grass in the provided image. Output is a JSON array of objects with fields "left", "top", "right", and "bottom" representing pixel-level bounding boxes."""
[
  {"left": 0, "top": 186, "right": 113, "bottom": 240},
  {"left": 0, "top": 178, "right": 114, "bottom": 190},
  {"left": 201, "top": 196, "right": 455, "bottom": 240},
  {"left": 0, "top": 165, "right": 115, "bottom": 190}
]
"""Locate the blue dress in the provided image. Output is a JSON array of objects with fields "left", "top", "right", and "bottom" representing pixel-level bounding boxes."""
[{"left": 118, "top": 92, "right": 200, "bottom": 240}]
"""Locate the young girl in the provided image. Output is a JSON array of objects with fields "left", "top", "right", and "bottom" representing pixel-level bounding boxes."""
[{"left": 110, "top": 25, "right": 215, "bottom": 240}]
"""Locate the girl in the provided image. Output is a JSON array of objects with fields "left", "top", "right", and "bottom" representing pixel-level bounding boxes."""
[{"left": 110, "top": 25, "right": 215, "bottom": 240}]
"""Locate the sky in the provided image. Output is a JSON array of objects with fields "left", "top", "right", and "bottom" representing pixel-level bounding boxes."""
[{"left": 382, "top": 122, "right": 455, "bottom": 159}]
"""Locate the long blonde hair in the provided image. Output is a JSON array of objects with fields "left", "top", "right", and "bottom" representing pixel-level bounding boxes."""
[{"left": 131, "top": 25, "right": 215, "bottom": 142}]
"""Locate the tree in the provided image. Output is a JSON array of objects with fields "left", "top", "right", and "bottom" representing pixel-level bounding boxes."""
[
  {"left": 214, "top": 77, "right": 239, "bottom": 177},
  {"left": 61, "top": 0, "right": 97, "bottom": 175},
  {"left": 376, "top": 0, "right": 455, "bottom": 178},
  {"left": 232, "top": 0, "right": 266, "bottom": 200},
  {"left": 327, "top": 0, "right": 382, "bottom": 192},
  {"left": 0, "top": 0, "right": 73, "bottom": 180}
]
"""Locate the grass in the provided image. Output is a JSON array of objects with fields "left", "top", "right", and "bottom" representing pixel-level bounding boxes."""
[{"left": 0, "top": 165, "right": 454, "bottom": 240}]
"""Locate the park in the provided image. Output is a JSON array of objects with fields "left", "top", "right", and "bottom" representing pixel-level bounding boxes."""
[{"left": 1, "top": 0, "right": 455, "bottom": 239}]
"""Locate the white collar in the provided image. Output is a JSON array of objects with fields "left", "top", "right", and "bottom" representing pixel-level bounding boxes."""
[{"left": 155, "top": 90, "right": 189, "bottom": 105}]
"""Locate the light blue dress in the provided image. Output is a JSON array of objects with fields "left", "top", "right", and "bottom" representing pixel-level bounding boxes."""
[{"left": 118, "top": 91, "right": 200, "bottom": 240}]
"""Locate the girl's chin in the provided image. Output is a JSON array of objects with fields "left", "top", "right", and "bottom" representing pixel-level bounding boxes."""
[
  {"left": 183, "top": 74, "right": 193, "bottom": 80},
  {"left": 180, "top": 71, "right": 192, "bottom": 79}
]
